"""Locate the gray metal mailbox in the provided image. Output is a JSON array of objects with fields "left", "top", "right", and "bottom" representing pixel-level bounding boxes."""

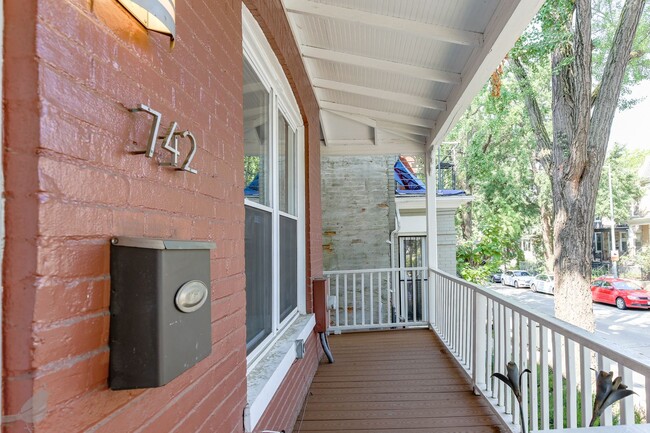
[{"left": 109, "top": 237, "right": 216, "bottom": 390}]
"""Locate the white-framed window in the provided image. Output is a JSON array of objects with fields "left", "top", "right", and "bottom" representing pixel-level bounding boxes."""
[{"left": 242, "top": 6, "right": 305, "bottom": 363}]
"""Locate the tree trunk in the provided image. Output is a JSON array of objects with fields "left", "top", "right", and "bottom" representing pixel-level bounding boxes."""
[
  {"left": 461, "top": 204, "right": 473, "bottom": 240},
  {"left": 552, "top": 0, "right": 646, "bottom": 331}
]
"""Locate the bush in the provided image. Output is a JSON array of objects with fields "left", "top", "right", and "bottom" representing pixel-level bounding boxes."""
[{"left": 620, "top": 247, "right": 650, "bottom": 280}]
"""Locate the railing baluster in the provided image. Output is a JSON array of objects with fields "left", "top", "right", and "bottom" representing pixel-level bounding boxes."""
[
  {"left": 352, "top": 273, "right": 357, "bottom": 326},
  {"left": 540, "top": 325, "right": 550, "bottom": 430},
  {"left": 519, "top": 314, "right": 529, "bottom": 432},
  {"left": 566, "top": 339, "right": 577, "bottom": 428},
  {"left": 501, "top": 308, "right": 517, "bottom": 424},
  {"left": 344, "top": 274, "right": 348, "bottom": 327},
  {"left": 361, "top": 273, "right": 365, "bottom": 325},
  {"left": 486, "top": 299, "right": 494, "bottom": 396},
  {"left": 335, "top": 275, "right": 340, "bottom": 328},
  {"left": 370, "top": 272, "right": 374, "bottom": 325},
  {"left": 598, "top": 355, "right": 613, "bottom": 426},
  {"left": 421, "top": 269, "right": 425, "bottom": 322},
  {"left": 646, "top": 374, "right": 650, "bottom": 425},
  {"left": 413, "top": 270, "right": 418, "bottom": 323},
  {"left": 529, "top": 319, "right": 539, "bottom": 432},
  {"left": 620, "top": 364, "right": 634, "bottom": 425},
  {"left": 552, "top": 331, "right": 563, "bottom": 429},
  {"left": 497, "top": 304, "right": 505, "bottom": 407},
  {"left": 466, "top": 286, "right": 471, "bottom": 366},
  {"left": 579, "top": 345, "right": 592, "bottom": 428}
]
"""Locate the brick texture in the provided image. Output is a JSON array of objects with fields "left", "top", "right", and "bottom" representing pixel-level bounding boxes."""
[{"left": 3, "top": 0, "right": 322, "bottom": 432}]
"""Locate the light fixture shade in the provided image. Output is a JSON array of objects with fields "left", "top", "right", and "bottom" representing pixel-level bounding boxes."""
[{"left": 117, "top": 0, "right": 176, "bottom": 40}]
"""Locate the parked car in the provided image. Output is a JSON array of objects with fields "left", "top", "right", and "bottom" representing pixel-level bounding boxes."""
[
  {"left": 531, "top": 274, "right": 554, "bottom": 295},
  {"left": 502, "top": 270, "right": 534, "bottom": 288},
  {"left": 590, "top": 277, "right": 650, "bottom": 310},
  {"left": 491, "top": 272, "right": 502, "bottom": 283}
]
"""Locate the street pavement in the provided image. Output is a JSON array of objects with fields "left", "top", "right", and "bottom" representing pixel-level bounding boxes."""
[{"left": 489, "top": 284, "right": 650, "bottom": 363}]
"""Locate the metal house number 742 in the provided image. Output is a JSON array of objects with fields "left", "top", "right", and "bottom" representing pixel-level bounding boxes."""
[{"left": 129, "top": 104, "right": 198, "bottom": 174}]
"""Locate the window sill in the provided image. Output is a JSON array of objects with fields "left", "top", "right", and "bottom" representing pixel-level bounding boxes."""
[{"left": 245, "top": 314, "right": 315, "bottom": 432}]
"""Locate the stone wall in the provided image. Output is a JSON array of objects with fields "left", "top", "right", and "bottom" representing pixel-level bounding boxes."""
[
  {"left": 321, "top": 155, "right": 459, "bottom": 274},
  {"left": 321, "top": 155, "right": 397, "bottom": 271}
]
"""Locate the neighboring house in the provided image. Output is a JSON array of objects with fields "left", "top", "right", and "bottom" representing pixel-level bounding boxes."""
[
  {"left": 321, "top": 154, "right": 472, "bottom": 276},
  {"left": 1, "top": 1, "right": 543, "bottom": 432},
  {"left": 628, "top": 155, "right": 650, "bottom": 253},
  {"left": 593, "top": 155, "right": 650, "bottom": 265}
]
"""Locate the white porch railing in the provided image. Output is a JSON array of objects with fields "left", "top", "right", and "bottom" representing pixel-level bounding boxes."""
[
  {"left": 431, "top": 268, "right": 650, "bottom": 431},
  {"left": 324, "top": 267, "right": 428, "bottom": 333}
]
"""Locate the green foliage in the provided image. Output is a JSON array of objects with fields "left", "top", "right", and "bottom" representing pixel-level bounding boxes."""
[
  {"left": 451, "top": 66, "right": 544, "bottom": 281},
  {"left": 453, "top": 1, "right": 650, "bottom": 283},
  {"left": 244, "top": 155, "right": 260, "bottom": 186},
  {"left": 595, "top": 144, "right": 648, "bottom": 223},
  {"left": 620, "top": 246, "right": 650, "bottom": 280}
]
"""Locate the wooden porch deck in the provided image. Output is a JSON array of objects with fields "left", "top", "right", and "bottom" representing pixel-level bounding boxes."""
[{"left": 294, "top": 329, "right": 509, "bottom": 433}]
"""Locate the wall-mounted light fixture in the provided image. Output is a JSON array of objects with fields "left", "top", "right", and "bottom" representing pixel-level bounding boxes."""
[{"left": 116, "top": 0, "right": 176, "bottom": 41}]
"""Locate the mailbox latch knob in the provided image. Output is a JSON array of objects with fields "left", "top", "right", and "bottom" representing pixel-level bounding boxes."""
[{"left": 175, "top": 280, "right": 209, "bottom": 313}]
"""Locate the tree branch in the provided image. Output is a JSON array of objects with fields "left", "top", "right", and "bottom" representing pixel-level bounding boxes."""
[
  {"left": 589, "top": 0, "right": 646, "bottom": 161},
  {"left": 482, "top": 134, "right": 492, "bottom": 154},
  {"left": 563, "top": 0, "right": 592, "bottom": 184},
  {"left": 510, "top": 56, "right": 553, "bottom": 173}
]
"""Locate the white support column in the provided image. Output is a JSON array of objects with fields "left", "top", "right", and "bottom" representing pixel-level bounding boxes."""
[{"left": 425, "top": 146, "right": 438, "bottom": 328}]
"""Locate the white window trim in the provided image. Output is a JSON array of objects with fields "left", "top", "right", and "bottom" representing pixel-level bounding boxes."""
[{"left": 242, "top": 5, "right": 312, "bottom": 431}]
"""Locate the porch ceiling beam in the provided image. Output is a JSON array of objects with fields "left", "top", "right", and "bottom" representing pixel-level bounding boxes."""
[
  {"left": 378, "top": 129, "right": 425, "bottom": 145},
  {"left": 284, "top": 0, "right": 483, "bottom": 47},
  {"left": 320, "top": 139, "right": 425, "bottom": 156},
  {"left": 376, "top": 121, "right": 431, "bottom": 138},
  {"left": 325, "top": 139, "right": 375, "bottom": 146},
  {"left": 320, "top": 101, "right": 435, "bottom": 129},
  {"left": 322, "top": 108, "right": 430, "bottom": 138},
  {"left": 313, "top": 78, "right": 446, "bottom": 111},
  {"left": 319, "top": 111, "right": 332, "bottom": 146},
  {"left": 325, "top": 111, "right": 377, "bottom": 129},
  {"left": 302, "top": 46, "right": 461, "bottom": 85}
]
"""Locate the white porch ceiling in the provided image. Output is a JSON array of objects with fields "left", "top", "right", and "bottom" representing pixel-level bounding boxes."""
[{"left": 283, "top": 0, "right": 545, "bottom": 155}]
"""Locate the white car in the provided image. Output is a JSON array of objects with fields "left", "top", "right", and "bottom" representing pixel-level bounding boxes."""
[
  {"left": 531, "top": 274, "right": 554, "bottom": 295},
  {"left": 502, "top": 270, "right": 534, "bottom": 288}
]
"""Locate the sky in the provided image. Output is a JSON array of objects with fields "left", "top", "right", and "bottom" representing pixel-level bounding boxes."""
[{"left": 609, "top": 80, "right": 650, "bottom": 151}]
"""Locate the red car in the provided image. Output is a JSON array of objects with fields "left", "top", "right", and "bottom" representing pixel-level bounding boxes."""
[{"left": 590, "top": 277, "right": 650, "bottom": 310}]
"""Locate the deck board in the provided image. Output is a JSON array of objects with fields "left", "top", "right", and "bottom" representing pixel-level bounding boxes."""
[{"left": 294, "top": 329, "right": 509, "bottom": 432}]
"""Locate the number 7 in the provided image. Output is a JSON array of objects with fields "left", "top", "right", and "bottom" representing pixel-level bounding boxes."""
[{"left": 129, "top": 104, "right": 162, "bottom": 158}]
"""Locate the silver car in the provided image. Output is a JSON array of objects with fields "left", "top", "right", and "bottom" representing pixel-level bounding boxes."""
[
  {"left": 502, "top": 270, "right": 534, "bottom": 288},
  {"left": 531, "top": 274, "right": 554, "bottom": 295}
]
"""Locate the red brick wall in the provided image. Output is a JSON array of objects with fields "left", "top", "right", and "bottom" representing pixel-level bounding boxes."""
[
  {"left": 253, "top": 333, "right": 322, "bottom": 433},
  {"left": 3, "top": 0, "right": 321, "bottom": 432},
  {"left": 4, "top": 0, "right": 247, "bottom": 430}
]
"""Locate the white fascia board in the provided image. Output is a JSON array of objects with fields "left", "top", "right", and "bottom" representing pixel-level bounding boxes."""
[{"left": 396, "top": 195, "right": 474, "bottom": 211}]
